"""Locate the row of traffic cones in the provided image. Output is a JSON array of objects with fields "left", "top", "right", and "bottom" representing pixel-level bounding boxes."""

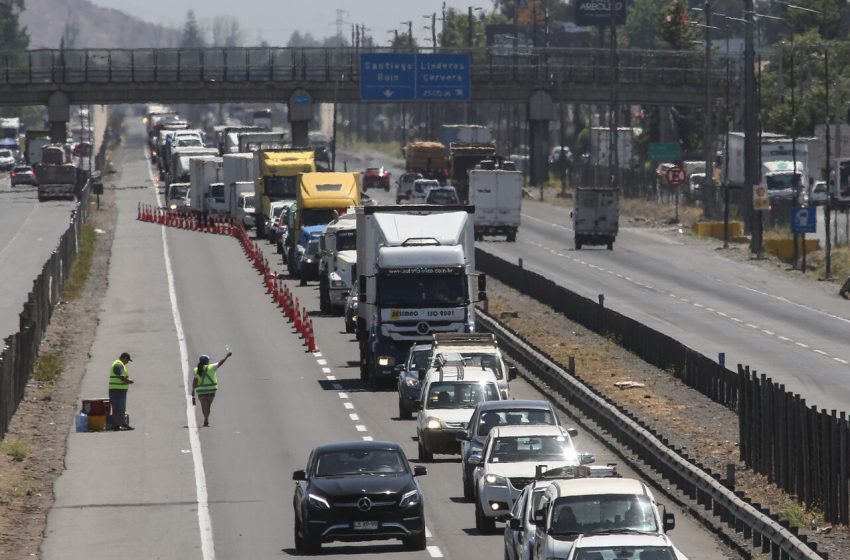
[
  {"left": 138, "top": 202, "right": 318, "bottom": 353},
  {"left": 137, "top": 203, "right": 239, "bottom": 236}
]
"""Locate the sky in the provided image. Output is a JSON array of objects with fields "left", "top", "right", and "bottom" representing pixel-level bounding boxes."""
[{"left": 90, "top": 0, "right": 486, "bottom": 47}]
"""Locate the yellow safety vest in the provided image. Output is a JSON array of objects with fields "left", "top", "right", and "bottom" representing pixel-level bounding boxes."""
[
  {"left": 194, "top": 364, "right": 218, "bottom": 395},
  {"left": 109, "top": 359, "right": 130, "bottom": 390}
]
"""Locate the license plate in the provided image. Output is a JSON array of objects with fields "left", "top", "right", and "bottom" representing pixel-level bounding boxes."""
[{"left": 353, "top": 521, "right": 379, "bottom": 530}]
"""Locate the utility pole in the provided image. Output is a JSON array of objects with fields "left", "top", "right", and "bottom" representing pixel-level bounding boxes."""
[
  {"left": 824, "top": 46, "right": 832, "bottom": 277},
  {"left": 744, "top": 0, "right": 761, "bottom": 256},
  {"left": 608, "top": 0, "right": 619, "bottom": 188},
  {"left": 790, "top": 41, "right": 800, "bottom": 269},
  {"left": 704, "top": 1, "right": 715, "bottom": 219},
  {"left": 468, "top": 6, "right": 474, "bottom": 48},
  {"left": 432, "top": 13, "right": 437, "bottom": 51}
]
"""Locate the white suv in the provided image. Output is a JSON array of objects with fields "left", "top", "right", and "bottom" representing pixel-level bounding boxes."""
[
  {"left": 416, "top": 363, "right": 502, "bottom": 462},
  {"left": 428, "top": 333, "right": 516, "bottom": 398},
  {"left": 472, "top": 425, "right": 583, "bottom": 533},
  {"left": 534, "top": 477, "right": 677, "bottom": 560},
  {"left": 564, "top": 533, "right": 688, "bottom": 560}
]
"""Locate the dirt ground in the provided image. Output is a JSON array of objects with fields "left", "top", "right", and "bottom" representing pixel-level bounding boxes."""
[
  {"left": 486, "top": 278, "right": 848, "bottom": 558},
  {"left": 0, "top": 147, "right": 120, "bottom": 557}
]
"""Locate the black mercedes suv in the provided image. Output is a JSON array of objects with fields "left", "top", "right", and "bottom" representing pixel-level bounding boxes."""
[{"left": 293, "top": 440, "right": 427, "bottom": 554}]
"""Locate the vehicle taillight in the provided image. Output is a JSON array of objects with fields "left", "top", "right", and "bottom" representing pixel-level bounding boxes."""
[{"left": 10, "top": 172, "right": 15, "bottom": 177}]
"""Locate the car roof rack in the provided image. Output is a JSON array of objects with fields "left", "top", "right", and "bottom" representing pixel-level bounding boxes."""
[
  {"left": 437, "top": 360, "right": 465, "bottom": 382},
  {"left": 432, "top": 333, "right": 497, "bottom": 347}
]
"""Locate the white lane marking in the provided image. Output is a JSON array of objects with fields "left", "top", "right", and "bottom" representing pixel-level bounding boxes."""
[
  {"left": 326, "top": 375, "right": 336, "bottom": 381},
  {"left": 730, "top": 282, "right": 850, "bottom": 325},
  {"left": 425, "top": 527, "right": 432, "bottom": 538},
  {"left": 343, "top": 402, "right": 354, "bottom": 410},
  {"left": 427, "top": 545, "right": 444, "bottom": 558},
  {"left": 778, "top": 336, "right": 792, "bottom": 342},
  {"left": 355, "top": 425, "right": 367, "bottom": 432},
  {"left": 362, "top": 436, "right": 374, "bottom": 441},
  {"left": 746, "top": 323, "right": 758, "bottom": 329},
  {"left": 731, "top": 318, "right": 743, "bottom": 323},
  {"left": 316, "top": 358, "right": 327, "bottom": 365},
  {"left": 349, "top": 413, "right": 360, "bottom": 421},
  {"left": 814, "top": 349, "right": 829, "bottom": 356},
  {"left": 321, "top": 367, "right": 331, "bottom": 374},
  {"left": 762, "top": 329, "right": 775, "bottom": 335},
  {"left": 834, "top": 358, "right": 849, "bottom": 364},
  {"left": 332, "top": 383, "right": 342, "bottom": 390},
  {"left": 338, "top": 392, "right": 348, "bottom": 399},
  {"left": 150, "top": 151, "right": 216, "bottom": 560},
  {"left": 795, "top": 342, "right": 810, "bottom": 348},
  {"left": 313, "top": 352, "right": 322, "bottom": 357}
]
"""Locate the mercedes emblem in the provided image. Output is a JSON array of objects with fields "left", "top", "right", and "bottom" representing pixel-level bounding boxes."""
[
  {"left": 357, "top": 496, "right": 372, "bottom": 512},
  {"left": 416, "top": 321, "right": 430, "bottom": 335}
]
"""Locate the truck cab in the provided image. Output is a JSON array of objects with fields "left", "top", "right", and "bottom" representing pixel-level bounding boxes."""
[{"left": 253, "top": 149, "right": 316, "bottom": 237}]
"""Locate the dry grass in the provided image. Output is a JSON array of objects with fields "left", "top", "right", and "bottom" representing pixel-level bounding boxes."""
[{"left": 62, "top": 226, "right": 97, "bottom": 300}]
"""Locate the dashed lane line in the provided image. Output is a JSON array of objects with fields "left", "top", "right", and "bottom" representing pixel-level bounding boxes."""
[
  {"left": 521, "top": 239, "right": 850, "bottom": 366},
  {"left": 427, "top": 545, "right": 445, "bottom": 558}
]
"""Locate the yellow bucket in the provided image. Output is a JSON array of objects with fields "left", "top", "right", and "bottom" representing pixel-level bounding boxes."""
[{"left": 87, "top": 415, "right": 106, "bottom": 432}]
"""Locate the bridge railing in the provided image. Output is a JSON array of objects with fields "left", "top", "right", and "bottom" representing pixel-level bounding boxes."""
[{"left": 0, "top": 47, "right": 738, "bottom": 89}]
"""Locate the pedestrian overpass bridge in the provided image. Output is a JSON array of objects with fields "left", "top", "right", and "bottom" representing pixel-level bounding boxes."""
[{"left": 0, "top": 46, "right": 736, "bottom": 107}]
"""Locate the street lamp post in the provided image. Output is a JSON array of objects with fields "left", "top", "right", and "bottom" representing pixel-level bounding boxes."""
[{"left": 704, "top": 1, "right": 715, "bottom": 220}]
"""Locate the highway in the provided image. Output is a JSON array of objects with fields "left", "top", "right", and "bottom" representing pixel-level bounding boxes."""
[
  {"left": 40, "top": 127, "right": 729, "bottom": 559},
  {"left": 0, "top": 176, "right": 78, "bottom": 339},
  {"left": 342, "top": 149, "right": 850, "bottom": 415}
]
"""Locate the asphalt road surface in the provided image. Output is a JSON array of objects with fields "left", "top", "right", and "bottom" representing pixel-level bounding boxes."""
[
  {"left": 0, "top": 174, "right": 78, "bottom": 340},
  {"left": 40, "top": 128, "right": 729, "bottom": 559},
  {"left": 342, "top": 148, "right": 850, "bottom": 415}
]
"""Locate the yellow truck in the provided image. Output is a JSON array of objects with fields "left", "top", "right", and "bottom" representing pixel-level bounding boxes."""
[
  {"left": 285, "top": 171, "right": 361, "bottom": 278},
  {"left": 253, "top": 149, "right": 315, "bottom": 236}
]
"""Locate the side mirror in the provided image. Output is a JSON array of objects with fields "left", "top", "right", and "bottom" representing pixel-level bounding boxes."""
[
  {"left": 579, "top": 452, "right": 595, "bottom": 465},
  {"left": 508, "top": 517, "right": 522, "bottom": 530},
  {"left": 468, "top": 453, "right": 483, "bottom": 466},
  {"left": 413, "top": 465, "right": 427, "bottom": 477},
  {"left": 663, "top": 511, "right": 676, "bottom": 531},
  {"left": 394, "top": 364, "right": 405, "bottom": 373},
  {"left": 567, "top": 428, "right": 578, "bottom": 438},
  {"left": 456, "top": 430, "right": 470, "bottom": 442},
  {"left": 533, "top": 509, "right": 545, "bottom": 525},
  {"left": 292, "top": 469, "right": 306, "bottom": 481},
  {"left": 508, "top": 366, "right": 518, "bottom": 381}
]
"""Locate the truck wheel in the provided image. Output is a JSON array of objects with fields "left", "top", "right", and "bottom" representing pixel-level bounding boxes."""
[
  {"left": 506, "top": 231, "right": 516, "bottom": 243},
  {"left": 359, "top": 342, "right": 369, "bottom": 381},
  {"left": 607, "top": 241, "right": 614, "bottom": 250},
  {"left": 575, "top": 237, "right": 582, "bottom": 250}
]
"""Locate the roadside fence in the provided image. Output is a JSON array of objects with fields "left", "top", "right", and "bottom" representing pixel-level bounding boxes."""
[
  {"left": 0, "top": 182, "right": 91, "bottom": 439},
  {"left": 477, "top": 248, "right": 849, "bottom": 525}
]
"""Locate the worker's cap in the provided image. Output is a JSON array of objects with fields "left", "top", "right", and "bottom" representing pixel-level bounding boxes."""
[
  {"left": 199, "top": 355, "right": 210, "bottom": 364},
  {"left": 120, "top": 352, "right": 132, "bottom": 362}
]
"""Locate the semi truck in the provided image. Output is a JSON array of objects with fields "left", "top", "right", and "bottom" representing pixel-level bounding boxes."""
[
  {"left": 285, "top": 171, "right": 360, "bottom": 277},
  {"left": 449, "top": 143, "right": 497, "bottom": 203},
  {"left": 169, "top": 146, "right": 217, "bottom": 185},
  {"left": 355, "top": 205, "right": 480, "bottom": 387},
  {"left": 468, "top": 160, "right": 522, "bottom": 242},
  {"left": 440, "top": 124, "right": 493, "bottom": 149},
  {"left": 405, "top": 141, "right": 448, "bottom": 182},
  {"left": 188, "top": 156, "right": 223, "bottom": 213},
  {"left": 237, "top": 131, "right": 288, "bottom": 153},
  {"left": 218, "top": 125, "right": 264, "bottom": 155},
  {"left": 35, "top": 145, "right": 78, "bottom": 201},
  {"left": 319, "top": 212, "right": 357, "bottom": 314},
  {"left": 726, "top": 132, "right": 809, "bottom": 202},
  {"left": 24, "top": 130, "right": 52, "bottom": 165},
  {"left": 253, "top": 149, "right": 316, "bottom": 237}
]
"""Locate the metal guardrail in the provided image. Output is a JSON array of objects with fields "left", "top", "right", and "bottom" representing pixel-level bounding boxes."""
[
  {"left": 0, "top": 47, "right": 739, "bottom": 89},
  {"left": 476, "top": 310, "right": 824, "bottom": 560}
]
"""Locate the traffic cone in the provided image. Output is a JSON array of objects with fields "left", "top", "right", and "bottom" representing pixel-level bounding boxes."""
[{"left": 306, "top": 318, "right": 317, "bottom": 352}]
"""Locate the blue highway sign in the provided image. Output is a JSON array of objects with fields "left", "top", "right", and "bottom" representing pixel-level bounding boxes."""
[
  {"left": 415, "top": 54, "right": 470, "bottom": 101},
  {"left": 360, "top": 53, "right": 416, "bottom": 101},
  {"left": 359, "top": 53, "right": 471, "bottom": 102},
  {"left": 791, "top": 207, "right": 817, "bottom": 234}
]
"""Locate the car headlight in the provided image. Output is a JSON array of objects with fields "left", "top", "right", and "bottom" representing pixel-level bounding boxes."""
[
  {"left": 307, "top": 493, "right": 330, "bottom": 510},
  {"left": 169, "top": 203, "right": 177, "bottom": 210},
  {"left": 377, "top": 356, "right": 395, "bottom": 367},
  {"left": 485, "top": 474, "right": 507, "bottom": 487},
  {"left": 425, "top": 417, "right": 441, "bottom": 430},
  {"left": 305, "top": 258, "right": 313, "bottom": 264},
  {"left": 399, "top": 489, "right": 421, "bottom": 508},
  {"left": 404, "top": 377, "right": 420, "bottom": 388}
]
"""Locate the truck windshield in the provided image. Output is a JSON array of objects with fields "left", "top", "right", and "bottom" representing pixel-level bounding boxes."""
[
  {"left": 550, "top": 494, "right": 658, "bottom": 535},
  {"left": 302, "top": 208, "right": 339, "bottom": 227},
  {"left": 379, "top": 273, "right": 467, "bottom": 307},
  {"left": 766, "top": 173, "right": 799, "bottom": 191},
  {"left": 265, "top": 176, "right": 297, "bottom": 199},
  {"left": 336, "top": 230, "right": 356, "bottom": 251},
  {"left": 169, "top": 186, "right": 189, "bottom": 199},
  {"left": 211, "top": 184, "right": 224, "bottom": 201}
]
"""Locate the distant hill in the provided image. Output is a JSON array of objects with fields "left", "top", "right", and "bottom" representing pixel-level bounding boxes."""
[{"left": 21, "top": 0, "right": 181, "bottom": 49}]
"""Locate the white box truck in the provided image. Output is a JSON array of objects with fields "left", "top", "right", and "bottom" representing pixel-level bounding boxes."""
[
  {"left": 229, "top": 181, "right": 256, "bottom": 228},
  {"left": 726, "top": 132, "right": 809, "bottom": 202},
  {"left": 572, "top": 187, "right": 619, "bottom": 250},
  {"left": 189, "top": 156, "right": 223, "bottom": 214},
  {"left": 319, "top": 212, "right": 357, "bottom": 314},
  {"left": 468, "top": 164, "right": 522, "bottom": 242},
  {"left": 355, "top": 205, "right": 480, "bottom": 387}
]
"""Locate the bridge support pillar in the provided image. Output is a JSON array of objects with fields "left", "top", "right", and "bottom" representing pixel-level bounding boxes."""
[
  {"left": 47, "top": 91, "right": 70, "bottom": 144},
  {"left": 528, "top": 90, "right": 554, "bottom": 189},
  {"left": 288, "top": 89, "right": 312, "bottom": 149}
]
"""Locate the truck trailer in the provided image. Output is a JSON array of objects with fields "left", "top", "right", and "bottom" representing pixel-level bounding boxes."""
[{"left": 468, "top": 161, "right": 522, "bottom": 242}]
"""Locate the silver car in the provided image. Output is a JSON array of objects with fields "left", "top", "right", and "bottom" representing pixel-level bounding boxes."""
[{"left": 504, "top": 480, "right": 549, "bottom": 560}]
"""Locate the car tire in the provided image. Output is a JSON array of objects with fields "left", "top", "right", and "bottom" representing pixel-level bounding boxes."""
[
  {"left": 402, "top": 529, "right": 426, "bottom": 551},
  {"left": 418, "top": 439, "right": 433, "bottom": 462},
  {"left": 345, "top": 320, "right": 354, "bottom": 334},
  {"left": 294, "top": 516, "right": 304, "bottom": 551},
  {"left": 398, "top": 398, "right": 411, "bottom": 420},
  {"left": 463, "top": 468, "right": 474, "bottom": 501},
  {"left": 475, "top": 497, "right": 496, "bottom": 534},
  {"left": 506, "top": 231, "right": 516, "bottom": 243},
  {"left": 303, "top": 533, "right": 321, "bottom": 555}
]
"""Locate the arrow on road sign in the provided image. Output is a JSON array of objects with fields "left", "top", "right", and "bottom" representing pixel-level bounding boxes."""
[{"left": 383, "top": 89, "right": 394, "bottom": 98}]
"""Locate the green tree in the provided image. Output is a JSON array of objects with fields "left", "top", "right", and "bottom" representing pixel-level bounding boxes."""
[
  {"left": 660, "top": 0, "right": 696, "bottom": 50},
  {"left": 180, "top": 10, "right": 204, "bottom": 48},
  {"left": 622, "top": 0, "right": 669, "bottom": 49},
  {"left": 0, "top": 0, "right": 29, "bottom": 51}
]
